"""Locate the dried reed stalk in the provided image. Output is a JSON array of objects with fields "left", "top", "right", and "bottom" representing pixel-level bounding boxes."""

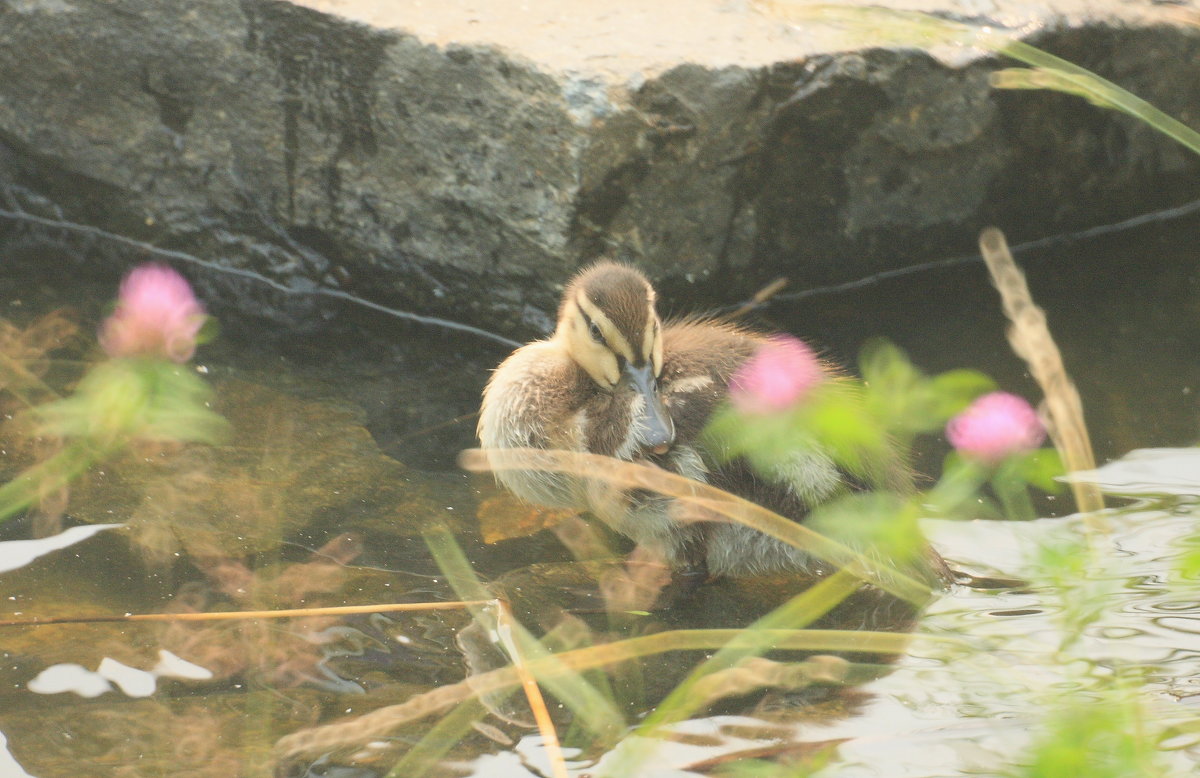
[
  {"left": 731, "top": 276, "right": 788, "bottom": 318},
  {"left": 274, "top": 627, "right": 924, "bottom": 760},
  {"left": 0, "top": 600, "right": 489, "bottom": 628},
  {"left": 494, "top": 599, "right": 569, "bottom": 778},
  {"left": 688, "top": 655, "right": 849, "bottom": 708},
  {"left": 978, "top": 227, "right": 1105, "bottom": 518}
]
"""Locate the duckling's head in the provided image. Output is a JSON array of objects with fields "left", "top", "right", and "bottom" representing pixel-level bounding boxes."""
[{"left": 556, "top": 262, "right": 674, "bottom": 453}]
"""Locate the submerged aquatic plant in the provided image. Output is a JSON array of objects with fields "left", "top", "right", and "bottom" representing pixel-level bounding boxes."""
[{"left": 160, "top": 533, "right": 370, "bottom": 689}]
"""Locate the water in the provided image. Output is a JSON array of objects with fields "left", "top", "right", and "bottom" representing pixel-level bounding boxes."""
[{"left": 0, "top": 215, "right": 1197, "bottom": 777}]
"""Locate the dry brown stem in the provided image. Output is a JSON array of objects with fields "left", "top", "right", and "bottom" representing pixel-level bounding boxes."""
[{"left": 978, "top": 227, "right": 1105, "bottom": 519}]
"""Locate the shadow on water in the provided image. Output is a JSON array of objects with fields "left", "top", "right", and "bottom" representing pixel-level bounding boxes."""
[
  {"left": 758, "top": 214, "right": 1200, "bottom": 461},
  {"left": 0, "top": 212, "right": 1196, "bottom": 776}
]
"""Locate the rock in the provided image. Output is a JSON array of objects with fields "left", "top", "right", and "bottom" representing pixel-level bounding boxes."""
[{"left": 1, "top": 0, "right": 1198, "bottom": 339}]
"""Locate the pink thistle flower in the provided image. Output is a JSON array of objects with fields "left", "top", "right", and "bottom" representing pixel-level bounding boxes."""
[
  {"left": 946, "top": 391, "right": 1046, "bottom": 464},
  {"left": 99, "top": 264, "right": 206, "bottom": 363},
  {"left": 729, "top": 335, "right": 824, "bottom": 414}
]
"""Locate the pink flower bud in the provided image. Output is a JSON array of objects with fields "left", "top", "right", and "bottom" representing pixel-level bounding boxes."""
[
  {"left": 946, "top": 391, "right": 1045, "bottom": 463},
  {"left": 729, "top": 335, "right": 824, "bottom": 414},
  {"left": 99, "top": 264, "right": 206, "bottom": 363}
]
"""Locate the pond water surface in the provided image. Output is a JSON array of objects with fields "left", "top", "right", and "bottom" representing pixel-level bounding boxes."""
[{"left": 0, "top": 213, "right": 1197, "bottom": 777}]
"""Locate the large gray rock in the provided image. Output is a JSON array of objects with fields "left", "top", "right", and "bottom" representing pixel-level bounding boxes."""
[{"left": 1, "top": 0, "right": 1198, "bottom": 339}]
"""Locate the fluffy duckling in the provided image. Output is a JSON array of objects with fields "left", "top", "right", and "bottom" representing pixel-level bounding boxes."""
[{"left": 478, "top": 262, "right": 946, "bottom": 584}]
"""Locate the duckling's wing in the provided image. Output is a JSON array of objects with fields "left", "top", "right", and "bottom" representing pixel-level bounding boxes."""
[
  {"left": 480, "top": 342, "right": 577, "bottom": 448},
  {"left": 662, "top": 319, "right": 903, "bottom": 498},
  {"left": 660, "top": 319, "right": 762, "bottom": 442},
  {"left": 661, "top": 321, "right": 949, "bottom": 584}
]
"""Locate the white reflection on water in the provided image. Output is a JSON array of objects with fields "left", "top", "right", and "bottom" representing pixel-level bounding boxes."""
[
  {"left": 0, "top": 523, "right": 123, "bottom": 574},
  {"left": 27, "top": 651, "right": 213, "bottom": 700},
  {"left": 1065, "top": 448, "right": 1200, "bottom": 497},
  {"left": 804, "top": 456, "right": 1200, "bottom": 778},
  {"left": 0, "top": 730, "right": 35, "bottom": 778}
]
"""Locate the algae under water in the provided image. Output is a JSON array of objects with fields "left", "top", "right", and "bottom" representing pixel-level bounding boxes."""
[{"left": 0, "top": 215, "right": 1197, "bottom": 777}]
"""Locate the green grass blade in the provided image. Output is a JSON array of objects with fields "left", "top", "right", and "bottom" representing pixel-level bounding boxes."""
[
  {"left": 639, "top": 569, "right": 862, "bottom": 734},
  {"left": 768, "top": 3, "right": 1200, "bottom": 155},
  {"left": 596, "top": 570, "right": 864, "bottom": 774},
  {"left": 384, "top": 698, "right": 490, "bottom": 778},
  {"left": 422, "top": 526, "right": 626, "bottom": 742}
]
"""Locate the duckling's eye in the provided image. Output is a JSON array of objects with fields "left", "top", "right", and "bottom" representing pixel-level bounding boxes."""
[{"left": 588, "top": 321, "right": 606, "bottom": 345}]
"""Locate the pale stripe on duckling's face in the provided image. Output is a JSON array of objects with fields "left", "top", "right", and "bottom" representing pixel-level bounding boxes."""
[
  {"left": 571, "top": 292, "right": 631, "bottom": 386},
  {"left": 553, "top": 263, "right": 673, "bottom": 455},
  {"left": 565, "top": 289, "right": 664, "bottom": 389}
]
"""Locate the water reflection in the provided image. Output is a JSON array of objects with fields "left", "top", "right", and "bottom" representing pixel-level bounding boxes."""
[
  {"left": 0, "top": 218, "right": 1196, "bottom": 776},
  {"left": 1066, "top": 448, "right": 1200, "bottom": 497}
]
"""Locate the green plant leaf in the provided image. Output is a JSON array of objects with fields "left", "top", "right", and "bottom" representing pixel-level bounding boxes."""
[
  {"left": 929, "top": 369, "right": 996, "bottom": 418},
  {"left": 1012, "top": 448, "right": 1067, "bottom": 493},
  {"left": 806, "top": 492, "right": 928, "bottom": 569},
  {"left": 859, "top": 340, "right": 993, "bottom": 438}
]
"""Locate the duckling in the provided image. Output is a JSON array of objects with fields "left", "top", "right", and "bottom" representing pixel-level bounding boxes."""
[{"left": 478, "top": 261, "right": 947, "bottom": 584}]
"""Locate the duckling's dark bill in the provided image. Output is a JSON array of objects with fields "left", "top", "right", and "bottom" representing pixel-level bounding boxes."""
[{"left": 621, "top": 360, "right": 674, "bottom": 454}]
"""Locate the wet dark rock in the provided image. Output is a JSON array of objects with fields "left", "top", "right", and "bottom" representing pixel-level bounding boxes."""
[{"left": 1, "top": 1, "right": 1199, "bottom": 340}]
